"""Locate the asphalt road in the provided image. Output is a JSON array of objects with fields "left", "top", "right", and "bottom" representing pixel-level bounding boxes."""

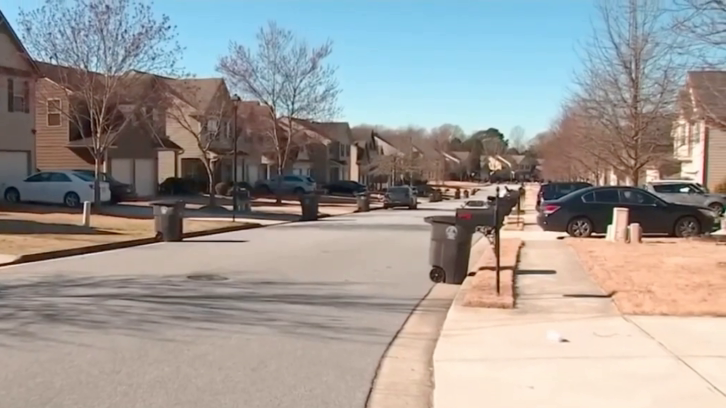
[{"left": 0, "top": 192, "right": 490, "bottom": 408}]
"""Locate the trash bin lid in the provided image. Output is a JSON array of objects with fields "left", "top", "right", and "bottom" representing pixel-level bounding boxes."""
[{"left": 424, "top": 215, "right": 456, "bottom": 225}]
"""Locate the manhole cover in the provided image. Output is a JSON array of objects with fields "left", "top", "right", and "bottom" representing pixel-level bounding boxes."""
[{"left": 187, "top": 274, "right": 229, "bottom": 281}]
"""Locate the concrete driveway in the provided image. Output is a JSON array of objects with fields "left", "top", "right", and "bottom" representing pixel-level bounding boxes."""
[{"left": 0, "top": 196, "right": 473, "bottom": 408}]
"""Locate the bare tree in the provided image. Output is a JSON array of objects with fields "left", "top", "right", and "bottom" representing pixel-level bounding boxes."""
[
  {"left": 164, "top": 80, "right": 235, "bottom": 205},
  {"left": 507, "top": 126, "right": 527, "bottom": 153},
  {"left": 217, "top": 21, "right": 340, "bottom": 201},
  {"left": 18, "top": 0, "right": 183, "bottom": 203},
  {"left": 540, "top": 102, "right": 609, "bottom": 183},
  {"left": 575, "top": 0, "right": 683, "bottom": 185}
]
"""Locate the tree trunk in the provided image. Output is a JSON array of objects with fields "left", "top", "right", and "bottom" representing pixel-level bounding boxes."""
[
  {"left": 93, "top": 155, "right": 102, "bottom": 210},
  {"left": 275, "top": 163, "right": 284, "bottom": 204},
  {"left": 205, "top": 160, "right": 216, "bottom": 207}
]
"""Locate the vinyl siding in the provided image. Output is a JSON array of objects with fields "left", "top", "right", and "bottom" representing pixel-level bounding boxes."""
[
  {"left": 34, "top": 79, "right": 84, "bottom": 169},
  {"left": 0, "top": 29, "right": 35, "bottom": 167},
  {"left": 706, "top": 126, "right": 726, "bottom": 190}
]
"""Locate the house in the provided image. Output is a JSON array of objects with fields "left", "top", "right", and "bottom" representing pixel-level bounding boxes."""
[
  {"left": 33, "top": 62, "right": 181, "bottom": 197},
  {"left": 672, "top": 71, "right": 726, "bottom": 191},
  {"left": 289, "top": 120, "right": 354, "bottom": 184},
  {"left": 0, "top": 9, "right": 38, "bottom": 191},
  {"left": 351, "top": 127, "right": 382, "bottom": 185},
  {"left": 158, "top": 77, "right": 253, "bottom": 188},
  {"left": 369, "top": 132, "right": 427, "bottom": 185}
]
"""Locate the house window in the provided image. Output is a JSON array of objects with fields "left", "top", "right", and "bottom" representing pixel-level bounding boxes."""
[
  {"left": 207, "top": 119, "right": 219, "bottom": 133},
  {"left": 7, "top": 79, "right": 29, "bottom": 113},
  {"left": 339, "top": 144, "right": 348, "bottom": 157},
  {"left": 692, "top": 122, "right": 701, "bottom": 143},
  {"left": 47, "top": 99, "right": 62, "bottom": 126}
]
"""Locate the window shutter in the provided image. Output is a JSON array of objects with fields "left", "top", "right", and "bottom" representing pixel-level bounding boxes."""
[
  {"left": 7, "top": 79, "right": 13, "bottom": 112},
  {"left": 23, "top": 81, "right": 30, "bottom": 113}
]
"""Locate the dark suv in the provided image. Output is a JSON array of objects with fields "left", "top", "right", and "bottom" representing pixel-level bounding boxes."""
[{"left": 537, "top": 181, "right": 593, "bottom": 210}]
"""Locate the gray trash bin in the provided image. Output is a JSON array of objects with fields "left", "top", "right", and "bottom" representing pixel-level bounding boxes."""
[
  {"left": 300, "top": 193, "right": 319, "bottom": 221},
  {"left": 234, "top": 188, "right": 252, "bottom": 212},
  {"left": 424, "top": 215, "right": 473, "bottom": 284},
  {"left": 151, "top": 200, "right": 184, "bottom": 242},
  {"left": 356, "top": 192, "right": 370, "bottom": 212}
]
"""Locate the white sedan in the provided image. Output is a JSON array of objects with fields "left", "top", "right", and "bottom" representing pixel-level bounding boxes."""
[{"left": 2, "top": 170, "right": 111, "bottom": 207}]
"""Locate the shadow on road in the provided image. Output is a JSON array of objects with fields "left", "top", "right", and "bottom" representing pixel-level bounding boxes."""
[{"left": 0, "top": 275, "right": 424, "bottom": 346}]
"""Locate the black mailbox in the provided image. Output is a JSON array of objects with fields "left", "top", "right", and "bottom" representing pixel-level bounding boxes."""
[{"left": 455, "top": 206, "right": 502, "bottom": 229}]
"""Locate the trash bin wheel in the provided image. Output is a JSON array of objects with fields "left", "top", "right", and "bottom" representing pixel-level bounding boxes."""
[{"left": 429, "top": 267, "right": 446, "bottom": 283}]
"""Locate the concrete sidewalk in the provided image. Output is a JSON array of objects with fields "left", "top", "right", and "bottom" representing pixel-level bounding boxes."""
[{"left": 433, "top": 194, "right": 726, "bottom": 408}]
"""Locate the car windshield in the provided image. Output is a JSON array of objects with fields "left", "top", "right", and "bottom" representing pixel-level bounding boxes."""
[
  {"left": 693, "top": 183, "right": 709, "bottom": 193},
  {"left": 73, "top": 171, "right": 114, "bottom": 183},
  {"left": 72, "top": 171, "right": 96, "bottom": 182}
]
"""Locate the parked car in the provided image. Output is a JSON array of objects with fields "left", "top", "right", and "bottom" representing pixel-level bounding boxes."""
[
  {"left": 536, "top": 181, "right": 593, "bottom": 210},
  {"left": 322, "top": 180, "right": 366, "bottom": 196},
  {"left": 537, "top": 186, "right": 716, "bottom": 238},
  {"left": 254, "top": 175, "right": 316, "bottom": 195},
  {"left": 644, "top": 180, "right": 725, "bottom": 215},
  {"left": 72, "top": 169, "right": 135, "bottom": 203},
  {"left": 383, "top": 186, "right": 418, "bottom": 209},
  {"left": 2, "top": 170, "right": 112, "bottom": 207}
]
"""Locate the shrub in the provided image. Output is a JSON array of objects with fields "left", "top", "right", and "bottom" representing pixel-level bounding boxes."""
[
  {"left": 715, "top": 178, "right": 726, "bottom": 194},
  {"left": 214, "top": 181, "right": 231, "bottom": 196}
]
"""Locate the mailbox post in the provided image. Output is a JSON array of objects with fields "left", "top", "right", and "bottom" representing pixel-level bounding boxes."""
[{"left": 494, "top": 186, "right": 501, "bottom": 294}]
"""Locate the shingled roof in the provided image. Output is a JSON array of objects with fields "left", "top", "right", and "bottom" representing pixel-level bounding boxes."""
[
  {"left": 162, "top": 77, "right": 225, "bottom": 113},
  {"left": 685, "top": 71, "right": 726, "bottom": 124},
  {"left": 291, "top": 119, "right": 352, "bottom": 144}
]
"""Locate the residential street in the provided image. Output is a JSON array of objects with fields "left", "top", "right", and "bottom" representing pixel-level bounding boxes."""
[{"left": 0, "top": 195, "right": 482, "bottom": 408}]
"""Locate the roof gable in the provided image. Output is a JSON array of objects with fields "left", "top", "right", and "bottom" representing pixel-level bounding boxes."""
[{"left": 0, "top": 10, "right": 38, "bottom": 73}]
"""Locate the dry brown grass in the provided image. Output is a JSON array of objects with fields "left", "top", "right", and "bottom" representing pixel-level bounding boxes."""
[
  {"left": 0, "top": 211, "right": 246, "bottom": 256},
  {"left": 567, "top": 238, "right": 726, "bottom": 316},
  {"left": 462, "top": 238, "right": 523, "bottom": 308}
]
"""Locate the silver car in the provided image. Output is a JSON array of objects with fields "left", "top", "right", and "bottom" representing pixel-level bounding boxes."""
[
  {"left": 645, "top": 181, "right": 725, "bottom": 215},
  {"left": 383, "top": 186, "right": 418, "bottom": 209},
  {"left": 254, "top": 175, "right": 316, "bottom": 195}
]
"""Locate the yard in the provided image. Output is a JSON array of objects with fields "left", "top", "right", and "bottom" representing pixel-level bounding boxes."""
[
  {"left": 0, "top": 194, "right": 364, "bottom": 260},
  {"left": 567, "top": 238, "right": 726, "bottom": 316},
  {"left": 0, "top": 208, "right": 244, "bottom": 257}
]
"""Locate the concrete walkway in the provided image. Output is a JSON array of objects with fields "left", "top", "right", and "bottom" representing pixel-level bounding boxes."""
[{"left": 433, "top": 192, "right": 726, "bottom": 408}]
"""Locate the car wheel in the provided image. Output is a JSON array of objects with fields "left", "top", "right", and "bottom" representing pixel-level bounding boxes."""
[
  {"left": 293, "top": 187, "right": 305, "bottom": 195},
  {"left": 4, "top": 187, "right": 20, "bottom": 203},
  {"left": 260, "top": 185, "right": 272, "bottom": 194},
  {"left": 708, "top": 202, "right": 724, "bottom": 216},
  {"left": 566, "top": 217, "right": 593, "bottom": 237},
  {"left": 64, "top": 192, "right": 81, "bottom": 208},
  {"left": 674, "top": 216, "right": 700, "bottom": 238}
]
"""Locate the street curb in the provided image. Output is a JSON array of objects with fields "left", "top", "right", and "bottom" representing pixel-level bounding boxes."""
[
  {"left": 0, "top": 205, "right": 386, "bottom": 268},
  {"left": 0, "top": 222, "right": 266, "bottom": 268}
]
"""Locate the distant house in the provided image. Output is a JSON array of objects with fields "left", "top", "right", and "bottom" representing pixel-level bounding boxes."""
[
  {"left": 351, "top": 128, "right": 382, "bottom": 185},
  {"left": 672, "top": 71, "right": 726, "bottom": 191},
  {"left": 33, "top": 62, "right": 180, "bottom": 197},
  {"left": 0, "top": 9, "right": 38, "bottom": 190},
  {"left": 289, "top": 119, "right": 354, "bottom": 184}
]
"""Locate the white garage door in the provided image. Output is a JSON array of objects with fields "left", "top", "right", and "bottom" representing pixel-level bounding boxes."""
[
  {"left": 110, "top": 158, "right": 133, "bottom": 185},
  {"left": 0, "top": 151, "right": 30, "bottom": 187},
  {"left": 134, "top": 159, "right": 156, "bottom": 197}
]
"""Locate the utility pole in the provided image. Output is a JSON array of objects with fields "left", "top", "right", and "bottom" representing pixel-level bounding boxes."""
[{"left": 231, "top": 94, "right": 241, "bottom": 221}]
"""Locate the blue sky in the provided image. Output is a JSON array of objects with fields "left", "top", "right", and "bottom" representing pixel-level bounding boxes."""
[{"left": 3, "top": 0, "right": 595, "bottom": 139}]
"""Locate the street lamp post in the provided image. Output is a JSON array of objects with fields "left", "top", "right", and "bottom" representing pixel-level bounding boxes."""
[{"left": 232, "top": 94, "right": 241, "bottom": 222}]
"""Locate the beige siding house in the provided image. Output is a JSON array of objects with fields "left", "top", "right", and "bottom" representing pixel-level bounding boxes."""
[
  {"left": 673, "top": 72, "right": 726, "bottom": 191},
  {"left": 0, "top": 10, "right": 37, "bottom": 194},
  {"left": 159, "top": 78, "right": 264, "bottom": 187}
]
